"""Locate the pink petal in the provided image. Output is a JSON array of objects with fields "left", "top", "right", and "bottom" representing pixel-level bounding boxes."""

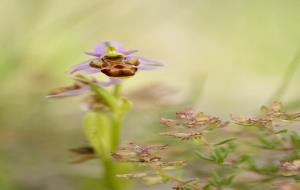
[
  {"left": 78, "top": 67, "right": 101, "bottom": 74},
  {"left": 94, "top": 41, "right": 125, "bottom": 54},
  {"left": 127, "top": 56, "right": 164, "bottom": 67},
  {"left": 85, "top": 52, "right": 102, "bottom": 57},
  {"left": 46, "top": 86, "right": 90, "bottom": 98},
  {"left": 122, "top": 49, "right": 139, "bottom": 55},
  {"left": 69, "top": 60, "right": 92, "bottom": 74},
  {"left": 137, "top": 56, "right": 164, "bottom": 66}
]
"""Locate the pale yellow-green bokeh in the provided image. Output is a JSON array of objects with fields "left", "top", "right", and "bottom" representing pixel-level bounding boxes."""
[{"left": 1, "top": 0, "right": 300, "bottom": 189}]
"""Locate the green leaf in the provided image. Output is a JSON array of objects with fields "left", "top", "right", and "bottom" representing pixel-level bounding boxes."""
[
  {"left": 291, "top": 132, "right": 300, "bottom": 148},
  {"left": 257, "top": 136, "right": 277, "bottom": 149},
  {"left": 211, "top": 146, "right": 231, "bottom": 165},
  {"left": 274, "top": 129, "right": 288, "bottom": 134},
  {"left": 157, "top": 173, "right": 170, "bottom": 183},
  {"left": 239, "top": 155, "right": 254, "bottom": 165},
  {"left": 143, "top": 176, "right": 163, "bottom": 185},
  {"left": 209, "top": 173, "right": 220, "bottom": 186},
  {"left": 116, "top": 97, "right": 132, "bottom": 119},
  {"left": 209, "top": 173, "right": 235, "bottom": 187},
  {"left": 195, "top": 151, "right": 212, "bottom": 161},
  {"left": 214, "top": 138, "right": 237, "bottom": 146},
  {"left": 258, "top": 164, "right": 279, "bottom": 175},
  {"left": 238, "top": 155, "right": 257, "bottom": 171},
  {"left": 203, "top": 184, "right": 211, "bottom": 190},
  {"left": 223, "top": 175, "right": 235, "bottom": 186},
  {"left": 83, "top": 112, "right": 112, "bottom": 159}
]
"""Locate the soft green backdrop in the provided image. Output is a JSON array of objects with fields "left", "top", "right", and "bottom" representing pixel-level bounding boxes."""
[{"left": 1, "top": 0, "right": 300, "bottom": 189}]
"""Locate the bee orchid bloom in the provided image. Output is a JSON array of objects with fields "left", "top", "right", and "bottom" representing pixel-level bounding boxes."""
[
  {"left": 47, "top": 76, "right": 120, "bottom": 98},
  {"left": 69, "top": 41, "right": 163, "bottom": 78}
]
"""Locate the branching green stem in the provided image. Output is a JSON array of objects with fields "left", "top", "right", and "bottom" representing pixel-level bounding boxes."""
[
  {"left": 268, "top": 48, "right": 300, "bottom": 103},
  {"left": 90, "top": 83, "right": 128, "bottom": 190}
]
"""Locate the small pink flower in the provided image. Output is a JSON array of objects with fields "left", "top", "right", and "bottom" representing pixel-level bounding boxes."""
[{"left": 69, "top": 41, "right": 163, "bottom": 77}]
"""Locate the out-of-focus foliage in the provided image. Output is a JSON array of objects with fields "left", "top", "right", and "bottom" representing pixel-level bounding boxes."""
[{"left": 120, "top": 103, "right": 300, "bottom": 189}]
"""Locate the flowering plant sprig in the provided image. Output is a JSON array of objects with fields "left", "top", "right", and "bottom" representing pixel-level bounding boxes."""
[
  {"left": 117, "top": 102, "right": 300, "bottom": 190},
  {"left": 113, "top": 142, "right": 196, "bottom": 189},
  {"left": 48, "top": 41, "right": 162, "bottom": 190},
  {"left": 48, "top": 41, "right": 300, "bottom": 190}
]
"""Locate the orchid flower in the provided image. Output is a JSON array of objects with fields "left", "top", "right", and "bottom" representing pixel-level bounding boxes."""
[{"left": 69, "top": 41, "right": 163, "bottom": 77}]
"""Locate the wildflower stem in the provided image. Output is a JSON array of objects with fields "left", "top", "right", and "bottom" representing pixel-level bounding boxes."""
[
  {"left": 103, "top": 159, "right": 119, "bottom": 190},
  {"left": 90, "top": 83, "right": 128, "bottom": 190},
  {"left": 113, "top": 83, "right": 122, "bottom": 98},
  {"left": 161, "top": 172, "right": 200, "bottom": 190},
  {"left": 111, "top": 115, "right": 121, "bottom": 151},
  {"left": 111, "top": 83, "right": 124, "bottom": 151},
  {"left": 201, "top": 136, "right": 213, "bottom": 151}
]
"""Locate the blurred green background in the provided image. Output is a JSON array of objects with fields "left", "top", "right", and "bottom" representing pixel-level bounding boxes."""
[{"left": 1, "top": 0, "right": 300, "bottom": 189}]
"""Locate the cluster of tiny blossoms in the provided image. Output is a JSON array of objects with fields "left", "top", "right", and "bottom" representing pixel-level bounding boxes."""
[
  {"left": 160, "top": 108, "right": 229, "bottom": 140},
  {"left": 231, "top": 101, "right": 300, "bottom": 130},
  {"left": 113, "top": 142, "right": 196, "bottom": 189},
  {"left": 115, "top": 103, "right": 300, "bottom": 190}
]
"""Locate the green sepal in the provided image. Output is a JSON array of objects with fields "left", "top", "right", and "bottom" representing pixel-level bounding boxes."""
[
  {"left": 91, "top": 85, "right": 117, "bottom": 111},
  {"left": 116, "top": 97, "right": 132, "bottom": 119}
]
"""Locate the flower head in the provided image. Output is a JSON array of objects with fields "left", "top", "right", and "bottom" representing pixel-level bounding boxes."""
[
  {"left": 160, "top": 109, "right": 229, "bottom": 141},
  {"left": 69, "top": 41, "right": 163, "bottom": 78},
  {"left": 231, "top": 101, "right": 300, "bottom": 129},
  {"left": 112, "top": 142, "right": 168, "bottom": 163}
]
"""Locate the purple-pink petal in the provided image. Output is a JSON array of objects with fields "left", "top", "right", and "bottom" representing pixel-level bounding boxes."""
[
  {"left": 94, "top": 41, "right": 125, "bottom": 54},
  {"left": 69, "top": 60, "right": 93, "bottom": 74},
  {"left": 78, "top": 67, "right": 101, "bottom": 74},
  {"left": 123, "top": 49, "right": 139, "bottom": 55},
  {"left": 46, "top": 86, "right": 90, "bottom": 98},
  {"left": 137, "top": 56, "right": 164, "bottom": 66},
  {"left": 85, "top": 52, "right": 102, "bottom": 57}
]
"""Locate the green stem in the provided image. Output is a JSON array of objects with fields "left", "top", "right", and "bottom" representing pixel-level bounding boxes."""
[
  {"left": 103, "top": 159, "right": 119, "bottom": 190},
  {"left": 105, "top": 84, "right": 124, "bottom": 190},
  {"left": 91, "top": 83, "right": 126, "bottom": 190},
  {"left": 160, "top": 172, "right": 200, "bottom": 190},
  {"left": 111, "top": 83, "right": 123, "bottom": 151},
  {"left": 111, "top": 115, "right": 121, "bottom": 151},
  {"left": 92, "top": 85, "right": 117, "bottom": 111},
  {"left": 113, "top": 83, "right": 122, "bottom": 98},
  {"left": 100, "top": 113, "right": 122, "bottom": 190}
]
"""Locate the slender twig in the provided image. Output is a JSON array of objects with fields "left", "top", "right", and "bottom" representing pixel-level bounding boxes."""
[
  {"left": 161, "top": 172, "right": 201, "bottom": 190},
  {"left": 268, "top": 48, "right": 300, "bottom": 103}
]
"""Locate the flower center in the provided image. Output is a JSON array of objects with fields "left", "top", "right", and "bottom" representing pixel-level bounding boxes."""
[{"left": 105, "top": 43, "right": 124, "bottom": 58}]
